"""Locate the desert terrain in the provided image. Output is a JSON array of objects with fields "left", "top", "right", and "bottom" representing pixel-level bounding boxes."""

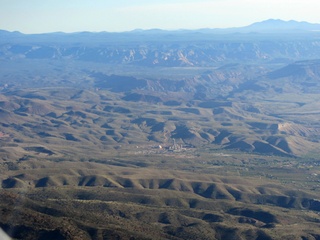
[{"left": 1, "top": 20, "right": 320, "bottom": 239}]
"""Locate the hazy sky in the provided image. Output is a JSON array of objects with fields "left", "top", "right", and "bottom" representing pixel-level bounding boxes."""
[{"left": 1, "top": 0, "right": 320, "bottom": 33}]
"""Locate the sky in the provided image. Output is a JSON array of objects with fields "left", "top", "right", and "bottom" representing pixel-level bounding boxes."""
[{"left": 1, "top": 0, "right": 320, "bottom": 33}]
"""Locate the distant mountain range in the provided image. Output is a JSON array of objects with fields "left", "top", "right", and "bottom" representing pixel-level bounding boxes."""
[
  {"left": 1, "top": 19, "right": 320, "bottom": 37},
  {"left": 1, "top": 19, "right": 320, "bottom": 67}
]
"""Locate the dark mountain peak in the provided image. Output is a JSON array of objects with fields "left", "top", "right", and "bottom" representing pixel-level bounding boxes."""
[
  {"left": 250, "top": 19, "right": 296, "bottom": 26},
  {"left": 0, "top": 29, "right": 22, "bottom": 35},
  {"left": 245, "top": 19, "right": 320, "bottom": 32}
]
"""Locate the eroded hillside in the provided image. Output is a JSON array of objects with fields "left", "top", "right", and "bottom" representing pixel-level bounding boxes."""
[{"left": 1, "top": 26, "right": 320, "bottom": 239}]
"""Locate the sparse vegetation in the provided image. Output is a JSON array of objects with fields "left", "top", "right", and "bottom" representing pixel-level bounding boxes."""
[{"left": 1, "top": 25, "right": 320, "bottom": 239}]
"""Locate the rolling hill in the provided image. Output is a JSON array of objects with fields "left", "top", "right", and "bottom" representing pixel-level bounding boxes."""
[{"left": 1, "top": 20, "right": 320, "bottom": 239}]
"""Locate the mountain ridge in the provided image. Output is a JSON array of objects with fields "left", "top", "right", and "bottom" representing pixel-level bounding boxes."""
[{"left": 1, "top": 19, "right": 320, "bottom": 35}]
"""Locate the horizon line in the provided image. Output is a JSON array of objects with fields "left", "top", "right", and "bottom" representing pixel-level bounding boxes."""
[{"left": 1, "top": 18, "right": 319, "bottom": 35}]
